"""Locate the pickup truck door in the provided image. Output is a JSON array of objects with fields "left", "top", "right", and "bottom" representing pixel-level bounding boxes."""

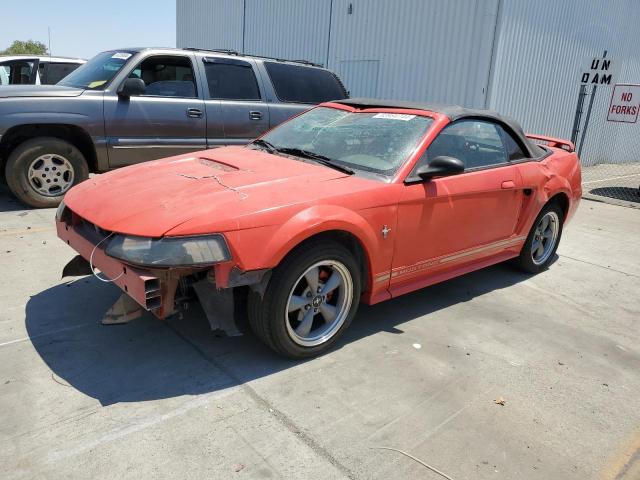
[
  {"left": 103, "top": 53, "right": 207, "bottom": 167},
  {"left": 390, "top": 120, "right": 525, "bottom": 296},
  {"left": 200, "top": 57, "right": 268, "bottom": 146}
]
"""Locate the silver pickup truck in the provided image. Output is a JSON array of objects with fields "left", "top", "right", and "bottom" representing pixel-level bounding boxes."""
[{"left": 0, "top": 47, "right": 348, "bottom": 207}]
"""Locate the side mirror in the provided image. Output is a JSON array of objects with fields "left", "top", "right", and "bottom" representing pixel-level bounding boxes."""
[
  {"left": 118, "top": 78, "right": 146, "bottom": 98},
  {"left": 415, "top": 156, "right": 465, "bottom": 181}
]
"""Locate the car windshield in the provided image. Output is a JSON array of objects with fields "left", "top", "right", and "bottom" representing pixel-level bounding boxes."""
[
  {"left": 258, "top": 107, "right": 433, "bottom": 177},
  {"left": 57, "top": 51, "right": 134, "bottom": 90}
]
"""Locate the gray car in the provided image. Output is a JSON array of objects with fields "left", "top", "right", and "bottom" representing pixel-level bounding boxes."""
[{"left": 0, "top": 47, "right": 348, "bottom": 207}]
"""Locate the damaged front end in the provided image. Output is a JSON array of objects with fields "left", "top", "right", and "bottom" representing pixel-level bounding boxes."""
[{"left": 56, "top": 201, "right": 268, "bottom": 335}]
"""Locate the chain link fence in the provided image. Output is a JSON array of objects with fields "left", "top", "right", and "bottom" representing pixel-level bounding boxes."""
[{"left": 572, "top": 84, "right": 640, "bottom": 208}]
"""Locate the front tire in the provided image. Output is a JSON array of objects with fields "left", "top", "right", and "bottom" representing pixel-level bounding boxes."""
[
  {"left": 248, "top": 241, "right": 361, "bottom": 358},
  {"left": 513, "top": 202, "right": 564, "bottom": 273},
  {"left": 5, "top": 137, "right": 89, "bottom": 208}
]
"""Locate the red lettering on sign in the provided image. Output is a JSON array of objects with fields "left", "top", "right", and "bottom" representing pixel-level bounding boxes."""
[{"left": 608, "top": 84, "right": 640, "bottom": 123}]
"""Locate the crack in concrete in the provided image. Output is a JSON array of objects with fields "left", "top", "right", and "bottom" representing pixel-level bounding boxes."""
[{"left": 165, "top": 322, "right": 356, "bottom": 479}]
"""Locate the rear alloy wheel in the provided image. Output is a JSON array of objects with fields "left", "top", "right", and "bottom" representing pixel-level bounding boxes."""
[
  {"left": 5, "top": 137, "right": 89, "bottom": 208},
  {"left": 513, "top": 202, "right": 564, "bottom": 273},
  {"left": 248, "top": 242, "right": 361, "bottom": 358}
]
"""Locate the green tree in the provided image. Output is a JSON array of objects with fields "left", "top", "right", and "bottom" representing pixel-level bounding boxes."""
[{"left": 0, "top": 40, "right": 48, "bottom": 56}]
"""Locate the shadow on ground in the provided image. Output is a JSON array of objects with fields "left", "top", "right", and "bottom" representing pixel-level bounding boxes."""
[
  {"left": 0, "top": 183, "right": 30, "bottom": 212},
  {"left": 26, "top": 261, "right": 535, "bottom": 406}
]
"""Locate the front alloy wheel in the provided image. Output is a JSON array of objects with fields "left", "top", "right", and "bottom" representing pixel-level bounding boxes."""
[
  {"left": 248, "top": 241, "right": 361, "bottom": 358},
  {"left": 285, "top": 260, "right": 353, "bottom": 347}
]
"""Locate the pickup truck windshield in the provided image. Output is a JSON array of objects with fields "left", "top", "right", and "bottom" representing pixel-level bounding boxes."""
[
  {"left": 258, "top": 107, "right": 433, "bottom": 176},
  {"left": 58, "top": 51, "right": 133, "bottom": 90}
]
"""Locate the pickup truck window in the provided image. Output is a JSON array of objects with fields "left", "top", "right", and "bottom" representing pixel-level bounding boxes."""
[
  {"left": 128, "top": 55, "right": 197, "bottom": 98},
  {"left": 58, "top": 51, "right": 132, "bottom": 90},
  {"left": 264, "top": 62, "right": 347, "bottom": 104},
  {"left": 204, "top": 62, "right": 261, "bottom": 100}
]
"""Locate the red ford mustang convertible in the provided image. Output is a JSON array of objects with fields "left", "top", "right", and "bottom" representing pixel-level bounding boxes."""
[{"left": 57, "top": 99, "right": 581, "bottom": 358}]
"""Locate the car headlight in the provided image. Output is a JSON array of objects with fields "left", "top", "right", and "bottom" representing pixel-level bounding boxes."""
[{"left": 105, "top": 234, "right": 231, "bottom": 267}]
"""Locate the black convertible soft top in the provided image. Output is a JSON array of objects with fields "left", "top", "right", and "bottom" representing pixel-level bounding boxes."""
[{"left": 333, "top": 98, "right": 545, "bottom": 158}]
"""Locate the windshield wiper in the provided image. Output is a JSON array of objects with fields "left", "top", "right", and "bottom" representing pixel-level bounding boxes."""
[
  {"left": 251, "top": 139, "right": 277, "bottom": 153},
  {"left": 276, "top": 148, "right": 354, "bottom": 175}
]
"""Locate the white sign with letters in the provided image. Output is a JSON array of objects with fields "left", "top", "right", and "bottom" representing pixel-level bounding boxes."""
[
  {"left": 607, "top": 84, "right": 640, "bottom": 123},
  {"left": 580, "top": 54, "right": 617, "bottom": 85}
]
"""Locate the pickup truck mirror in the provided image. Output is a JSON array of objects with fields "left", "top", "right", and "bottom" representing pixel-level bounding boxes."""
[
  {"left": 118, "top": 78, "right": 146, "bottom": 98},
  {"left": 415, "top": 156, "right": 465, "bottom": 181}
]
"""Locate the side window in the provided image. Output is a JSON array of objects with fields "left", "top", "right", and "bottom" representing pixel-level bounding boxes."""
[
  {"left": 424, "top": 120, "right": 507, "bottom": 169},
  {"left": 264, "top": 62, "right": 347, "bottom": 104},
  {"left": 498, "top": 125, "right": 527, "bottom": 161},
  {"left": 128, "top": 55, "right": 197, "bottom": 98},
  {"left": 44, "top": 62, "right": 81, "bottom": 85},
  {"left": 6, "top": 61, "right": 35, "bottom": 84},
  {"left": 203, "top": 61, "right": 261, "bottom": 100}
]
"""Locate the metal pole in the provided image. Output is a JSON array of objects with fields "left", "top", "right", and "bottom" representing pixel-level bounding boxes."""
[
  {"left": 578, "top": 84, "right": 597, "bottom": 157},
  {"left": 571, "top": 84, "right": 587, "bottom": 145}
]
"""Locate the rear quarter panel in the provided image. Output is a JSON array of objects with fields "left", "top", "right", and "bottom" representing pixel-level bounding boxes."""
[{"left": 515, "top": 147, "right": 581, "bottom": 234}]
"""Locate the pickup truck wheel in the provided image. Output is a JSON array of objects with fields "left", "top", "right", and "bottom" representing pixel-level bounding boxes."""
[
  {"left": 248, "top": 242, "right": 361, "bottom": 358},
  {"left": 5, "top": 137, "right": 89, "bottom": 208},
  {"left": 513, "top": 202, "right": 564, "bottom": 274}
]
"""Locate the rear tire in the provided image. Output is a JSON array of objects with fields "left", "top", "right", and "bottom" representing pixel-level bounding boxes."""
[
  {"left": 513, "top": 202, "right": 564, "bottom": 274},
  {"left": 248, "top": 241, "right": 361, "bottom": 358},
  {"left": 5, "top": 137, "right": 89, "bottom": 208}
]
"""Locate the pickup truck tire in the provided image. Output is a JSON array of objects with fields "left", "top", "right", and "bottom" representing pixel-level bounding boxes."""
[
  {"left": 248, "top": 241, "right": 361, "bottom": 358},
  {"left": 5, "top": 137, "right": 89, "bottom": 208}
]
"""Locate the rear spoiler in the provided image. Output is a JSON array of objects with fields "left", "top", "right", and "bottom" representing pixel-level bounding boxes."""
[{"left": 525, "top": 134, "right": 575, "bottom": 153}]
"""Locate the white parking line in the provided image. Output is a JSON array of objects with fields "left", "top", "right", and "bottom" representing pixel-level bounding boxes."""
[
  {"left": 583, "top": 172, "right": 640, "bottom": 185},
  {"left": 0, "top": 323, "right": 91, "bottom": 348}
]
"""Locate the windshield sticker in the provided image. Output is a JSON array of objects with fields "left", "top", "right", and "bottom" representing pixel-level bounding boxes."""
[
  {"left": 88, "top": 80, "right": 107, "bottom": 88},
  {"left": 111, "top": 52, "right": 132, "bottom": 60},
  {"left": 372, "top": 113, "right": 416, "bottom": 121}
]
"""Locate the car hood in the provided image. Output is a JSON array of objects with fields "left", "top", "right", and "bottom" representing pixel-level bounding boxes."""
[
  {"left": 64, "top": 146, "right": 362, "bottom": 237},
  {"left": 0, "top": 85, "right": 84, "bottom": 98}
]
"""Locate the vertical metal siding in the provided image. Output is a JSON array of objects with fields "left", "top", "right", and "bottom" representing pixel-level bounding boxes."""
[
  {"left": 176, "top": 0, "right": 244, "bottom": 52},
  {"left": 488, "top": 0, "right": 640, "bottom": 166},
  {"left": 243, "top": 0, "right": 332, "bottom": 65},
  {"left": 327, "top": 0, "right": 499, "bottom": 107},
  {"left": 175, "top": 0, "right": 640, "bottom": 167},
  {"left": 176, "top": 0, "right": 499, "bottom": 107}
]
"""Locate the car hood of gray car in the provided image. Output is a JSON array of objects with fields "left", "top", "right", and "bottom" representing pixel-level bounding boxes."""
[{"left": 0, "top": 85, "right": 84, "bottom": 98}]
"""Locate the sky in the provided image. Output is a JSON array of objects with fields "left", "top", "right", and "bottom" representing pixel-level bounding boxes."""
[{"left": 0, "top": 0, "right": 176, "bottom": 59}]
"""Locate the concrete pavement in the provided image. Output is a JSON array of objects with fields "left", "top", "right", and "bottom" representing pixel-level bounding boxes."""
[{"left": 1, "top": 185, "right": 639, "bottom": 479}]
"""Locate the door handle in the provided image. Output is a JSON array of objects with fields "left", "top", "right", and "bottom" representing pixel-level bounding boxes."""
[
  {"left": 501, "top": 180, "right": 516, "bottom": 189},
  {"left": 186, "top": 108, "right": 203, "bottom": 118},
  {"left": 249, "top": 111, "right": 262, "bottom": 120}
]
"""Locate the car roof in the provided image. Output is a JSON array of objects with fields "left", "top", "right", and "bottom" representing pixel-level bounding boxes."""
[
  {"left": 116, "top": 47, "right": 325, "bottom": 68},
  {"left": 333, "top": 98, "right": 545, "bottom": 158},
  {"left": 0, "top": 55, "right": 85, "bottom": 63},
  {"left": 335, "top": 97, "right": 513, "bottom": 123}
]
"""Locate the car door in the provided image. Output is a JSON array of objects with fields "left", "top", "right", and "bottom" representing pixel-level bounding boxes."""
[
  {"left": 200, "top": 57, "right": 268, "bottom": 146},
  {"left": 390, "top": 119, "right": 525, "bottom": 293},
  {"left": 103, "top": 53, "right": 207, "bottom": 167}
]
